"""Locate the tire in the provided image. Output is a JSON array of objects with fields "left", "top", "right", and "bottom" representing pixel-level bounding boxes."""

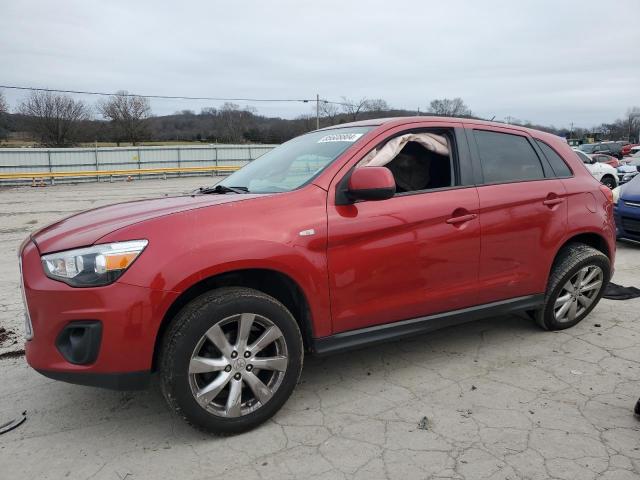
[
  {"left": 159, "top": 287, "right": 303, "bottom": 435},
  {"left": 601, "top": 175, "right": 616, "bottom": 189},
  {"left": 534, "top": 243, "right": 610, "bottom": 331}
]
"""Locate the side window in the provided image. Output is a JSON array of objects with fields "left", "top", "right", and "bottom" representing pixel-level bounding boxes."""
[
  {"left": 575, "top": 151, "right": 591, "bottom": 164},
  {"left": 535, "top": 140, "right": 572, "bottom": 177},
  {"left": 358, "top": 131, "right": 455, "bottom": 194},
  {"left": 473, "top": 130, "right": 545, "bottom": 184},
  {"left": 386, "top": 141, "right": 453, "bottom": 193}
]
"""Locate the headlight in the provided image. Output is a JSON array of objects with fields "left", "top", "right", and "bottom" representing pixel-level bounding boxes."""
[
  {"left": 612, "top": 186, "right": 620, "bottom": 205},
  {"left": 623, "top": 173, "right": 636, "bottom": 182},
  {"left": 41, "top": 240, "right": 148, "bottom": 287}
]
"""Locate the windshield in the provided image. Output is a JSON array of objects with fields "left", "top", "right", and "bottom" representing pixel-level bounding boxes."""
[
  {"left": 579, "top": 144, "right": 596, "bottom": 153},
  {"left": 574, "top": 150, "right": 591, "bottom": 163},
  {"left": 217, "top": 127, "right": 372, "bottom": 193}
]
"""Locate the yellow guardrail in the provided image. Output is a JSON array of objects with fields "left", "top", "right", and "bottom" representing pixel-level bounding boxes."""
[{"left": 0, "top": 165, "right": 242, "bottom": 183}]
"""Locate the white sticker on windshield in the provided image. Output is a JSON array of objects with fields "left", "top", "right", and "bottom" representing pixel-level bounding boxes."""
[{"left": 317, "top": 133, "right": 363, "bottom": 143}]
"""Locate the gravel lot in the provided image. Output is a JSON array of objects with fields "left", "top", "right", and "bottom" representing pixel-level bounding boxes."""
[{"left": 1, "top": 178, "right": 639, "bottom": 480}]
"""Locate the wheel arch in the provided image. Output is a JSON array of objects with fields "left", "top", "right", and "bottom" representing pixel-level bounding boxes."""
[
  {"left": 600, "top": 173, "right": 617, "bottom": 186},
  {"left": 551, "top": 231, "right": 612, "bottom": 270},
  {"left": 151, "top": 268, "right": 315, "bottom": 371}
]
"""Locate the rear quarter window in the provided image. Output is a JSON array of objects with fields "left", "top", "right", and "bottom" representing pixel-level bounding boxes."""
[
  {"left": 535, "top": 140, "right": 572, "bottom": 177},
  {"left": 473, "top": 130, "right": 545, "bottom": 184}
]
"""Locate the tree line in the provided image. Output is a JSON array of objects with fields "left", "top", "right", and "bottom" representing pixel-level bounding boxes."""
[{"left": 0, "top": 89, "right": 638, "bottom": 147}]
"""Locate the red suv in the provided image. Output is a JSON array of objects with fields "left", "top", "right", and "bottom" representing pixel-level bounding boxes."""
[{"left": 20, "top": 117, "right": 615, "bottom": 434}]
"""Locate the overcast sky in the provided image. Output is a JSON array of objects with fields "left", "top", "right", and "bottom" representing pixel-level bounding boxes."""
[{"left": 1, "top": 0, "right": 639, "bottom": 128}]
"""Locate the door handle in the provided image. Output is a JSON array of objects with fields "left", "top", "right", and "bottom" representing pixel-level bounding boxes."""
[
  {"left": 446, "top": 213, "right": 477, "bottom": 224},
  {"left": 543, "top": 198, "right": 564, "bottom": 207}
]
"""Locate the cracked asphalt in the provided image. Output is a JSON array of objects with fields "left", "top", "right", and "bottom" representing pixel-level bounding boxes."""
[{"left": 1, "top": 178, "right": 639, "bottom": 479}]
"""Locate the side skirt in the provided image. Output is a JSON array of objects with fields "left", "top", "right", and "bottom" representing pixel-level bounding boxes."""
[{"left": 312, "top": 294, "right": 544, "bottom": 356}]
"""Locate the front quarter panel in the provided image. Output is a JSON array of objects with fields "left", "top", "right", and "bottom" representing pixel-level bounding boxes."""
[{"left": 97, "top": 185, "right": 332, "bottom": 336}]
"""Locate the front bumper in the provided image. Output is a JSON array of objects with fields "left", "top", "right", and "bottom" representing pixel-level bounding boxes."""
[
  {"left": 20, "top": 239, "right": 180, "bottom": 389},
  {"left": 614, "top": 201, "right": 640, "bottom": 242},
  {"left": 36, "top": 369, "right": 151, "bottom": 390},
  {"left": 617, "top": 171, "right": 639, "bottom": 185}
]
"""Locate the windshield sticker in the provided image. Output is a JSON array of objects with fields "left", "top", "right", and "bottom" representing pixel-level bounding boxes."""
[{"left": 317, "top": 133, "right": 364, "bottom": 143}]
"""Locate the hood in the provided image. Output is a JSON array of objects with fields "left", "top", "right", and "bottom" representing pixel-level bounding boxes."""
[
  {"left": 32, "top": 193, "right": 266, "bottom": 254},
  {"left": 617, "top": 164, "right": 638, "bottom": 173},
  {"left": 621, "top": 175, "right": 640, "bottom": 202}
]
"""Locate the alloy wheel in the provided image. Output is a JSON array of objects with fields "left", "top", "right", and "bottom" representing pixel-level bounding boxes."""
[
  {"left": 553, "top": 265, "right": 604, "bottom": 324},
  {"left": 188, "top": 313, "right": 288, "bottom": 417}
]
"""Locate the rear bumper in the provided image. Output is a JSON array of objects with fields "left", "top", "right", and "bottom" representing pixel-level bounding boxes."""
[{"left": 20, "top": 239, "right": 179, "bottom": 388}]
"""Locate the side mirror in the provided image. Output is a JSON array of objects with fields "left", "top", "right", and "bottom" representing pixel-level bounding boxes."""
[{"left": 347, "top": 167, "right": 396, "bottom": 202}]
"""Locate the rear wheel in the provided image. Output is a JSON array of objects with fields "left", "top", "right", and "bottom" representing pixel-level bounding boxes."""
[
  {"left": 534, "top": 243, "right": 610, "bottom": 330},
  {"left": 160, "top": 287, "right": 303, "bottom": 434},
  {"left": 601, "top": 175, "right": 616, "bottom": 189}
]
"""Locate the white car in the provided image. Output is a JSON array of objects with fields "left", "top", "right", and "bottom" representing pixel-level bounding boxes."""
[
  {"left": 572, "top": 148, "right": 618, "bottom": 189},
  {"left": 617, "top": 154, "right": 640, "bottom": 184}
]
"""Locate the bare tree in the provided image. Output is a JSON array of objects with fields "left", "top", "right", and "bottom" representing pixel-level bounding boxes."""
[
  {"left": 318, "top": 101, "right": 340, "bottom": 126},
  {"left": 215, "top": 102, "right": 257, "bottom": 143},
  {"left": 297, "top": 113, "right": 317, "bottom": 132},
  {"left": 340, "top": 97, "right": 370, "bottom": 121},
  {"left": 0, "top": 91, "right": 8, "bottom": 115},
  {"left": 200, "top": 107, "right": 218, "bottom": 116},
  {"left": 627, "top": 106, "right": 640, "bottom": 142},
  {"left": 98, "top": 91, "right": 151, "bottom": 145},
  {"left": 18, "top": 91, "right": 90, "bottom": 146},
  {"left": 428, "top": 98, "right": 472, "bottom": 117},
  {"left": 0, "top": 91, "right": 9, "bottom": 142},
  {"left": 364, "top": 98, "right": 390, "bottom": 113}
]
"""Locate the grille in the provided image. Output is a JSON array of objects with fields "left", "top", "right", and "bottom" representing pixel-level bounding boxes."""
[
  {"left": 624, "top": 200, "right": 640, "bottom": 208},
  {"left": 621, "top": 216, "right": 640, "bottom": 234}
]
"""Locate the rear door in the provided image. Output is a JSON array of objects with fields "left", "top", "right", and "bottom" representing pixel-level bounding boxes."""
[{"left": 466, "top": 126, "right": 568, "bottom": 304}]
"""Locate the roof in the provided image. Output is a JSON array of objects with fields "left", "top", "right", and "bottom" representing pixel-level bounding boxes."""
[{"left": 320, "top": 116, "right": 563, "bottom": 143}]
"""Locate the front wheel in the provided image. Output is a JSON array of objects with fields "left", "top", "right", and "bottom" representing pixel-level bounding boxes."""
[
  {"left": 159, "top": 287, "right": 303, "bottom": 434},
  {"left": 535, "top": 243, "right": 610, "bottom": 330}
]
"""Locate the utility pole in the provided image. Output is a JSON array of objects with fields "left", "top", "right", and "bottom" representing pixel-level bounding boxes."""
[
  {"left": 570, "top": 122, "right": 574, "bottom": 139},
  {"left": 316, "top": 94, "right": 320, "bottom": 130}
]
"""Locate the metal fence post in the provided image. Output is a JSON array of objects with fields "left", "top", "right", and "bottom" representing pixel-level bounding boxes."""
[
  {"left": 177, "top": 147, "right": 181, "bottom": 178},
  {"left": 47, "top": 150, "right": 53, "bottom": 186},
  {"left": 94, "top": 142, "right": 99, "bottom": 182},
  {"left": 214, "top": 146, "right": 219, "bottom": 176},
  {"left": 137, "top": 146, "right": 142, "bottom": 180}
]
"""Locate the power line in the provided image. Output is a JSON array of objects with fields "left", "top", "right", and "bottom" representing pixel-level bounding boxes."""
[
  {"left": 0, "top": 84, "right": 323, "bottom": 104},
  {"left": 0, "top": 84, "right": 360, "bottom": 131}
]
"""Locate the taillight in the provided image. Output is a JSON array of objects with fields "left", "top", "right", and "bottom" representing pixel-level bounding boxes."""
[{"left": 599, "top": 184, "right": 613, "bottom": 203}]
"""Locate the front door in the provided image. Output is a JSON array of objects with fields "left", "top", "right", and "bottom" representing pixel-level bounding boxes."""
[{"left": 326, "top": 126, "right": 481, "bottom": 334}]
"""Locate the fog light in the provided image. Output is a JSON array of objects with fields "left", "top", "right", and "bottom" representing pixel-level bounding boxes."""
[{"left": 56, "top": 321, "right": 102, "bottom": 365}]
